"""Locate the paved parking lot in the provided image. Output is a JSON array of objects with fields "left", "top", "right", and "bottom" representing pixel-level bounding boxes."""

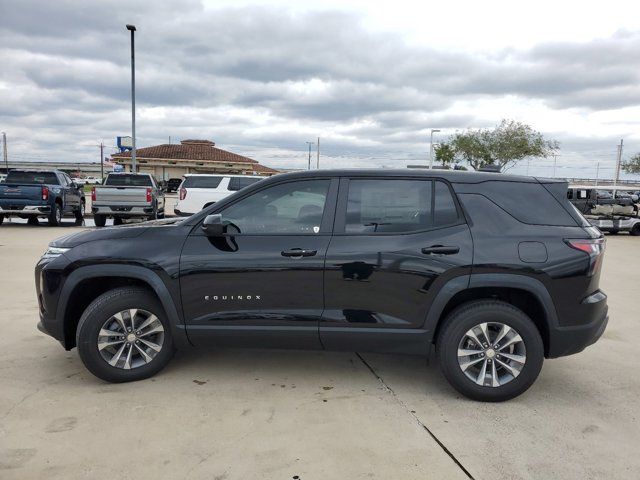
[{"left": 0, "top": 223, "right": 638, "bottom": 479}]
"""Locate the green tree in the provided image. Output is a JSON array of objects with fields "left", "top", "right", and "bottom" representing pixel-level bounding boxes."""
[
  {"left": 450, "top": 119, "right": 559, "bottom": 170},
  {"left": 622, "top": 153, "right": 640, "bottom": 174},
  {"left": 434, "top": 143, "right": 456, "bottom": 167}
]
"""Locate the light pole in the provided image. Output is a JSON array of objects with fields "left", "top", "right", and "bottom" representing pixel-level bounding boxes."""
[
  {"left": 2, "top": 132, "right": 8, "bottom": 174},
  {"left": 429, "top": 129, "right": 441, "bottom": 169},
  {"left": 306, "top": 142, "right": 314, "bottom": 170},
  {"left": 126, "top": 24, "right": 137, "bottom": 172}
]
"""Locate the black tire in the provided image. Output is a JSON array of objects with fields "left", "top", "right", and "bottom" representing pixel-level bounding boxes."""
[
  {"left": 27, "top": 216, "right": 39, "bottom": 225},
  {"left": 48, "top": 203, "right": 61, "bottom": 226},
  {"left": 76, "top": 287, "right": 174, "bottom": 383},
  {"left": 94, "top": 214, "right": 106, "bottom": 227},
  {"left": 437, "top": 300, "right": 544, "bottom": 402},
  {"left": 113, "top": 216, "right": 123, "bottom": 226},
  {"left": 0, "top": 214, "right": 3, "bottom": 225},
  {"left": 74, "top": 201, "right": 85, "bottom": 225},
  {"left": 631, "top": 224, "right": 640, "bottom": 237}
]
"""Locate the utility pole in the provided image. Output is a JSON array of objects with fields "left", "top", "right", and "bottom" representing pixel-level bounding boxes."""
[
  {"left": 595, "top": 162, "right": 600, "bottom": 187},
  {"left": 552, "top": 154, "right": 558, "bottom": 178},
  {"left": 429, "top": 129, "right": 441, "bottom": 169},
  {"left": 126, "top": 24, "right": 137, "bottom": 172},
  {"left": 100, "top": 141, "right": 104, "bottom": 180},
  {"left": 306, "top": 142, "right": 314, "bottom": 170},
  {"left": 614, "top": 138, "right": 623, "bottom": 187},
  {"left": 316, "top": 137, "right": 320, "bottom": 169},
  {"left": 2, "top": 132, "right": 7, "bottom": 174}
]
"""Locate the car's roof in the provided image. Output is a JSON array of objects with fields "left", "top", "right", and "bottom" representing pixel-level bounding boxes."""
[
  {"left": 183, "top": 173, "right": 266, "bottom": 178},
  {"left": 267, "top": 168, "right": 562, "bottom": 184},
  {"left": 8, "top": 168, "right": 61, "bottom": 173}
]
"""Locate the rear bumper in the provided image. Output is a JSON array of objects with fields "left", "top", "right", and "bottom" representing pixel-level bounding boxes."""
[
  {"left": 0, "top": 204, "right": 51, "bottom": 215},
  {"left": 547, "top": 302, "right": 608, "bottom": 358},
  {"left": 173, "top": 209, "right": 194, "bottom": 217},
  {"left": 92, "top": 205, "right": 155, "bottom": 217}
]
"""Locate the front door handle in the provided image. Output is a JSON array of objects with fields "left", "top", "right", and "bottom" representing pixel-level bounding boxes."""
[
  {"left": 281, "top": 248, "right": 317, "bottom": 258},
  {"left": 421, "top": 245, "right": 460, "bottom": 255}
]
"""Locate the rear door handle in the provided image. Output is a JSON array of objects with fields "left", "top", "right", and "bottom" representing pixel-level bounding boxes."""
[
  {"left": 281, "top": 248, "right": 317, "bottom": 258},
  {"left": 421, "top": 245, "right": 460, "bottom": 255}
]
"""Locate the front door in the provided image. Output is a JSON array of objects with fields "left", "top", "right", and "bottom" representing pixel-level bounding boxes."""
[
  {"left": 321, "top": 177, "right": 473, "bottom": 354},
  {"left": 180, "top": 178, "right": 338, "bottom": 349}
]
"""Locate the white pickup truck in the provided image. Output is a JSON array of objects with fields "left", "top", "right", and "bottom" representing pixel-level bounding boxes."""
[{"left": 91, "top": 173, "right": 165, "bottom": 227}]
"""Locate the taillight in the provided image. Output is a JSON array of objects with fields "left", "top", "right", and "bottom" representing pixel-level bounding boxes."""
[
  {"left": 565, "top": 237, "right": 606, "bottom": 276},
  {"left": 146, "top": 187, "right": 152, "bottom": 203},
  {"left": 91, "top": 186, "right": 96, "bottom": 202},
  {"left": 179, "top": 187, "right": 187, "bottom": 200},
  {"left": 41, "top": 186, "right": 49, "bottom": 201}
]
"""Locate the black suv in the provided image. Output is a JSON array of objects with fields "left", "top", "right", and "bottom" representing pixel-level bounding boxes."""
[{"left": 35, "top": 170, "right": 608, "bottom": 401}]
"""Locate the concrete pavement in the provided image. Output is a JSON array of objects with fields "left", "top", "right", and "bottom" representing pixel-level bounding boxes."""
[{"left": 0, "top": 223, "right": 638, "bottom": 479}]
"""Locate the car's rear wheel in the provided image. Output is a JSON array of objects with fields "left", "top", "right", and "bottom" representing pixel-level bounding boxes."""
[
  {"left": 74, "top": 201, "right": 85, "bottom": 225},
  {"left": 631, "top": 224, "right": 640, "bottom": 236},
  {"left": 0, "top": 214, "right": 4, "bottom": 225},
  {"left": 76, "top": 287, "right": 174, "bottom": 383},
  {"left": 48, "top": 203, "right": 62, "bottom": 226},
  {"left": 27, "top": 216, "right": 39, "bottom": 225},
  {"left": 437, "top": 300, "right": 544, "bottom": 402},
  {"left": 94, "top": 214, "right": 106, "bottom": 227},
  {"left": 113, "top": 216, "right": 123, "bottom": 226}
]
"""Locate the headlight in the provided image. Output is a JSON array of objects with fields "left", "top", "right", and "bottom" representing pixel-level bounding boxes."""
[{"left": 42, "top": 246, "right": 70, "bottom": 259}]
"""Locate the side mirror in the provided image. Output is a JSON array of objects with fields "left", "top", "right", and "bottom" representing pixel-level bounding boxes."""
[{"left": 202, "top": 214, "right": 224, "bottom": 236}]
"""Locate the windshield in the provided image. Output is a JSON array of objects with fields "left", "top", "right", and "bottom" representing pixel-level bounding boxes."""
[
  {"left": 105, "top": 174, "right": 153, "bottom": 187},
  {"left": 5, "top": 171, "right": 59, "bottom": 185}
]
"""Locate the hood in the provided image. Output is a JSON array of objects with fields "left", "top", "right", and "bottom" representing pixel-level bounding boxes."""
[{"left": 50, "top": 217, "right": 185, "bottom": 248}]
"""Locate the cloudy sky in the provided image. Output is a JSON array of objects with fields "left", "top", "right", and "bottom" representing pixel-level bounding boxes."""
[{"left": 1, "top": 0, "right": 640, "bottom": 179}]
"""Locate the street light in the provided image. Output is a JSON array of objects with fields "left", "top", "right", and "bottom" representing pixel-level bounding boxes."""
[
  {"left": 429, "top": 129, "right": 441, "bottom": 169},
  {"left": 306, "top": 142, "right": 314, "bottom": 170},
  {"left": 126, "top": 24, "right": 137, "bottom": 172}
]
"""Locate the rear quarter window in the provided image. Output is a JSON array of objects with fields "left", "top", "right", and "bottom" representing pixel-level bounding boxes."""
[
  {"left": 478, "top": 181, "right": 577, "bottom": 226},
  {"left": 183, "top": 176, "right": 224, "bottom": 188}
]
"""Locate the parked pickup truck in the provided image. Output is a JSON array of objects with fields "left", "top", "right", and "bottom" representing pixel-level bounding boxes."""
[
  {"left": 0, "top": 169, "right": 85, "bottom": 226},
  {"left": 568, "top": 185, "right": 640, "bottom": 236},
  {"left": 91, "top": 173, "right": 165, "bottom": 227}
]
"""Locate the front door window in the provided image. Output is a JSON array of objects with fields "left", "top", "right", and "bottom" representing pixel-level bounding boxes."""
[{"left": 221, "top": 180, "right": 330, "bottom": 234}]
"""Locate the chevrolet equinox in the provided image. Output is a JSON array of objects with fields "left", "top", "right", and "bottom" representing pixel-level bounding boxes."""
[{"left": 36, "top": 170, "right": 608, "bottom": 401}]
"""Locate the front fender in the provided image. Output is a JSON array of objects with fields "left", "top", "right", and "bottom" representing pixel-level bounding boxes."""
[{"left": 56, "top": 264, "right": 190, "bottom": 348}]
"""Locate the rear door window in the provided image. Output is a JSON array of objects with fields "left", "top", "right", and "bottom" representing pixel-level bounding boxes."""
[
  {"left": 182, "top": 176, "right": 224, "bottom": 188},
  {"left": 344, "top": 179, "right": 433, "bottom": 234}
]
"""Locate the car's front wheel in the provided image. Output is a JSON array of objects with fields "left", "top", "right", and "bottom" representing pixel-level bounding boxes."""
[
  {"left": 437, "top": 300, "right": 544, "bottom": 402},
  {"left": 76, "top": 287, "right": 174, "bottom": 383}
]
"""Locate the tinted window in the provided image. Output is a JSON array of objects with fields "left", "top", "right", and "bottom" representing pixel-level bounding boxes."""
[
  {"left": 221, "top": 180, "right": 330, "bottom": 234},
  {"left": 345, "top": 179, "right": 433, "bottom": 234},
  {"left": 480, "top": 181, "right": 577, "bottom": 226},
  {"left": 5, "top": 171, "right": 59, "bottom": 185},
  {"left": 434, "top": 181, "right": 459, "bottom": 226},
  {"left": 105, "top": 174, "right": 153, "bottom": 187},
  {"left": 228, "top": 176, "right": 263, "bottom": 191},
  {"left": 182, "top": 176, "right": 223, "bottom": 188}
]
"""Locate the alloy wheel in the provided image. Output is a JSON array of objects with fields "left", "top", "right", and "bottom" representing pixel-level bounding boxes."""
[
  {"left": 457, "top": 322, "right": 527, "bottom": 387},
  {"left": 97, "top": 309, "right": 165, "bottom": 370}
]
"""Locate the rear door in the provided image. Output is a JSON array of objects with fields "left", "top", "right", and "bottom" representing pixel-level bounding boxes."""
[{"left": 321, "top": 177, "right": 473, "bottom": 353}]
